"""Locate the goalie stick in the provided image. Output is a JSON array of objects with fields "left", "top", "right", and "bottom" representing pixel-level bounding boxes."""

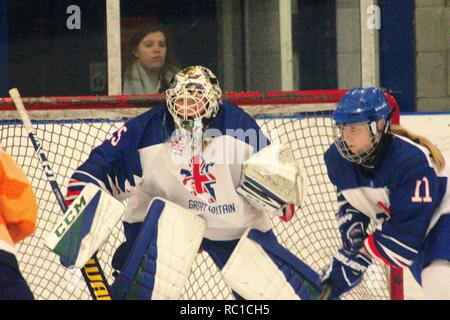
[
  {"left": 9, "top": 88, "right": 112, "bottom": 300},
  {"left": 319, "top": 281, "right": 333, "bottom": 300}
]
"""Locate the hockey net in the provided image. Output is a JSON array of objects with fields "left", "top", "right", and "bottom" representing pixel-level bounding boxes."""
[{"left": 0, "top": 90, "right": 403, "bottom": 300}]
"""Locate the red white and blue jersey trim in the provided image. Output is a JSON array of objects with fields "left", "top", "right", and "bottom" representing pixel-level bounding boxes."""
[{"left": 325, "top": 134, "right": 450, "bottom": 272}]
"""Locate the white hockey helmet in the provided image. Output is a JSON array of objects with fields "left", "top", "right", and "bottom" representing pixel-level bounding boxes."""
[{"left": 165, "top": 66, "right": 222, "bottom": 130}]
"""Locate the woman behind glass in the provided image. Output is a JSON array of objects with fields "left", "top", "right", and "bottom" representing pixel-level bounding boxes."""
[{"left": 122, "top": 23, "right": 179, "bottom": 94}]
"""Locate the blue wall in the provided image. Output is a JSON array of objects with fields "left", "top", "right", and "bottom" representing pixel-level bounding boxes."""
[
  {"left": 379, "top": 0, "right": 416, "bottom": 112},
  {"left": 0, "top": 0, "right": 8, "bottom": 96}
]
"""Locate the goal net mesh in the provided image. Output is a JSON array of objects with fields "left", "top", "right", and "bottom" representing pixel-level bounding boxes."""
[{"left": 0, "top": 91, "right": 400, "bottom": 300}]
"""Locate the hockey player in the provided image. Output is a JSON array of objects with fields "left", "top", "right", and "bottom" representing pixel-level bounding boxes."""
[
  {"left": 321, "top": 87, "right": 450, "bottom": 300},
  {"left": 0, "top": 145, "right": 38, "bottom": 300},
  {"left": 57, "top": 65, "right": 322, "bottom": 300}
]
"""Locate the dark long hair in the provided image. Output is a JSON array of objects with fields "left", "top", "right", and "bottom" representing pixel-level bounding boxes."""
[{"left": 122, "top": 23, "right": 179, "bottom": 83}]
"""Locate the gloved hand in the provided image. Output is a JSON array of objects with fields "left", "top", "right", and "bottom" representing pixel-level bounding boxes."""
[
  {"left": 278, "top": 204, "right": 297, "bottom": 222},
  {"left": 336, "top": 204, "right": 370, "bottom": 254},
  {"left": 320, "top": 248, "right": 372, "bottom": 300}
]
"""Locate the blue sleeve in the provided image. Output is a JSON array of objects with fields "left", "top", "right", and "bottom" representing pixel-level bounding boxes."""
[
  {"left": 324, "top": 145, "right": 338, "bottom": 186},
  {"left": 235, "top": 110, "right": 271, "bottom": 152},
  {"left": 324, "top": 146, "right": 370, "bottom": 252},
  {"left": 215, "top": 102, "right": 271, "bottom": 152},
  {"left": 364, "top": 163, "right": 442, "bottom": 268},
  {"left": 66, "top": 116, "right": 145, "bottom": 203}
]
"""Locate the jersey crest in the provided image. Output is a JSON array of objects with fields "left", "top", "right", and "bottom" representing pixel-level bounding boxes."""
[{"left": 181, "top": 155, "right": 217, "bottom": 204}]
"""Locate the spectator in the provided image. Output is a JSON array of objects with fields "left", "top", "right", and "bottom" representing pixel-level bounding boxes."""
[{"left": 122, "top": 23, "right": 179, "bottom": 94}]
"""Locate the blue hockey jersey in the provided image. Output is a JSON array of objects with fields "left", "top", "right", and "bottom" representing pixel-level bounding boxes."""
[
  {"left": 324, "top": 134, "right": 450, "bottom": 280},
  {"left": 66, "top": 101, "right": 273, "bottom": 241}
]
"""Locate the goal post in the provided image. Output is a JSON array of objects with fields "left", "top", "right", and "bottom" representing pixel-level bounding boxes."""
[{"left": 0, "top": 90, "right": 403, "bottom": 300}]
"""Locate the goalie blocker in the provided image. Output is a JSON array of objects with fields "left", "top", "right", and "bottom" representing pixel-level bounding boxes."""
[
  {"left": 237, "top": 143, "right": 308, "bottom": 220},
  {"left": 45, "top": 183, "right": 125, "bottom": 268}
]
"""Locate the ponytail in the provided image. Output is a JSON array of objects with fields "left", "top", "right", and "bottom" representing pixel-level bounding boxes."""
[{"left": 391, "top": 125, "right": 445, "bottom": 171}]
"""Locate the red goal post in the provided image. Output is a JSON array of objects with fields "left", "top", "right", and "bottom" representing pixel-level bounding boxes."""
[{"left": 0, "top": 89, "right": 403, "bottom": 300}]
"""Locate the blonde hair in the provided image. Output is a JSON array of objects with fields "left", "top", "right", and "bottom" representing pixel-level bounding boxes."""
[{"left": 391, "top": 124, "right": 445, "bottom": 171}]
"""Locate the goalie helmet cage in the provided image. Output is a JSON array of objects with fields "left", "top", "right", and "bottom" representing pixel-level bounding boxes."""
[{"left": 0, "top": 90, "right": 403, "bottom": 300}]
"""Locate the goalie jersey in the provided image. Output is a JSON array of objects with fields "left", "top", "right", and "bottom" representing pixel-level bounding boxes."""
[
  {"left": 324, "top": 134, "right": 450, "bottom": 283},
  {"left": 66, "top": 102, "right": 273, "bottom": 241}
]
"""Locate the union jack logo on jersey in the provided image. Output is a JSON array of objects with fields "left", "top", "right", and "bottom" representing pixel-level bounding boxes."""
[{"left": 181, "top": 155, "right": 217, "bottom": 204}]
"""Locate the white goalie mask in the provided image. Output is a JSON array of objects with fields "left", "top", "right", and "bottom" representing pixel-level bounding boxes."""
[{"left": 165, "top": 66, "right": 222, "bottom": 131}]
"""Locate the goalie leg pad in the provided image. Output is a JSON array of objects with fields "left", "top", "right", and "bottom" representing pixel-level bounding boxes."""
[
  {"left": 45, "top": 183, "right": 125, "bottom": 268},
  {"left": 221, "top": 228, "right": 322, "bottom": 300},
  {"left": 111, "top": 197, "right": 206, "bottom": 300}
]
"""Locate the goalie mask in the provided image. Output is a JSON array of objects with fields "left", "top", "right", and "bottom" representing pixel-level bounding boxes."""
[
  {"left": 332, "top": 87, "right": 392, "bottom": 168},
  {"left": 166, "top": 66, "right": 222, "bottom": 133}
]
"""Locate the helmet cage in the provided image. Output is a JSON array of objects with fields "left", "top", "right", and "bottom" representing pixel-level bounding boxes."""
[
  {"left": 333, "top": 121, "right": 382, "bottom": 165},
  {"left": 333, "top": 122, "right": 378, "bottom": 164},
  {"left": 166, "top": 66, "right": 222, "bottom": 130},
  {"left": 331, "top": 87, "right": 392, "bottom": 165}
]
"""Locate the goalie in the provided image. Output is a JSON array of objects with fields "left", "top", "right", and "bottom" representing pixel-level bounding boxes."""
[{"left": 50, "top": 66, "right": 321, "bottom": 300}]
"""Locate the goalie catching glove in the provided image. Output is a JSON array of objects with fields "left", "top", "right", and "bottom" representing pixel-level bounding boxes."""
[
  {"left": 45, "top": 183, "right": 125, "bottom": 268},
  {"left": 237, "top": 144, "right": 308, "bottom": 221}
]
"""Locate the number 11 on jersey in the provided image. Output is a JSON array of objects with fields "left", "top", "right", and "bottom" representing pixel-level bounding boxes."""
[{"left": 411, "top": 177, "right": 433, "bottom": 203}]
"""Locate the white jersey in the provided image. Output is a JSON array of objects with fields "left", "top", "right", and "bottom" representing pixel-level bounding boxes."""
[{"left": 66, "top": 102, "right": 272, "bottom": 241}]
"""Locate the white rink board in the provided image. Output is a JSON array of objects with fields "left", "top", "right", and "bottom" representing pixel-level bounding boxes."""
[{"left": 401, "top": 113, "right": 450, "bottom": 154}]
